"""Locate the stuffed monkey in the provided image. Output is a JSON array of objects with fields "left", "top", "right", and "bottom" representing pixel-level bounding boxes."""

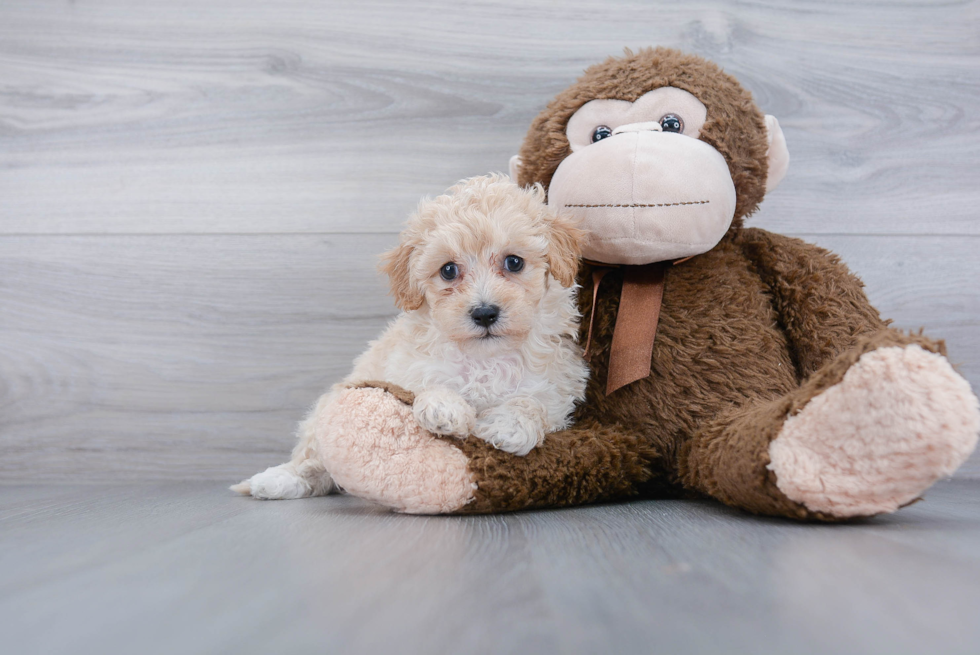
[{"left": 315, "top": 48, "right": 979, "bottom": 520}]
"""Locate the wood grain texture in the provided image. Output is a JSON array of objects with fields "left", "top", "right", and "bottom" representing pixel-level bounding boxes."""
[
  {"left": 2, "top": 481, "right": 980, "bottom": 654},
  {"left": 1, "top": 0, "right": 978, "bottom": 235},
  {"left": 0, "top": 234, "right": 398, "bottom": 480},
  {"left": 0, "top": 1, "right": 977, "bottom": 482}
]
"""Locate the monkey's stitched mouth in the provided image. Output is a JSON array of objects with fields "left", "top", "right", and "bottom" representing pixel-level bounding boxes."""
[{"left": 564, "top": 200, "right": 710, "bottom": 208}]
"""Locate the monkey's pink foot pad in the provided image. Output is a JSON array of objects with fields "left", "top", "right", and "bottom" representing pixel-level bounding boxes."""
[
  {"left": 768, "top": 345, "right": 980, "bottom": 517},
  {"left": 316, "top": 386, "right": 477, "bottom": 514}
]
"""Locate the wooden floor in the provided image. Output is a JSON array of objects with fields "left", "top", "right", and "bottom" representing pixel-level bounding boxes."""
[{"left": 2, "top": 481, "right": 979, "bottom": 655}]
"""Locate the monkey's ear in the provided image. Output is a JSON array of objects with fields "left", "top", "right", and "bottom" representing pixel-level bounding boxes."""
[
  {"left": 379, "top": 239, "right": 424, "bottom": 312},
  {"left": 509, "top": 155, "right": 523, "bottom": 184},
  {"left": 764, "top": 115, "right": 790, "bottom": 193},
  {"left": 546, "top": 212, "right": 585, "bottom": 288}
]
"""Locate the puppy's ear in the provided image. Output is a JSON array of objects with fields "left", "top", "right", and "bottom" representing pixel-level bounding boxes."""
[
  {"left": 545, "top": 211, "right": 585, "bottom": 288},
  {"left": 379, "top": 238, "right": 424, "bottom": 311}
]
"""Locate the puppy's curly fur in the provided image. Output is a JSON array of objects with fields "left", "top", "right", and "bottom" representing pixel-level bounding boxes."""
[{"left": 232, "top": 174, "right": 588, "bottom": 499}]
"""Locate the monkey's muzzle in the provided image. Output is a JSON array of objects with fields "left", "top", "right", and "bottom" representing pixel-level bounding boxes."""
[{"left": 548, "top": 131, "right": 737, "bottom": 266}]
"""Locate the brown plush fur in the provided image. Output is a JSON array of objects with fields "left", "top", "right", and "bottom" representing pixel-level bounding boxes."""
[
  {"left": 352, "top": 380, "right": 417, "bottom": 406},
  {"left": 439, "top": 48, "right": 953, "bottom": 519},
  {"left": 680, "top": 328, "right": 945, "bottom": 521},
  {"left": 451, "top": 418, "right": 660, "bottom": 513}
]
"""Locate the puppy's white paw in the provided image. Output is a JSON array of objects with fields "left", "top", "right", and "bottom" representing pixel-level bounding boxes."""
[
  {"left": 413, "top": 388, "right": 476, "bottom": 436},
  {"left": 474, "top": 398, "right": 547, "bottom": 456},
  {"left": 233, "top": 464, "right": 313, "bottom": 500}
]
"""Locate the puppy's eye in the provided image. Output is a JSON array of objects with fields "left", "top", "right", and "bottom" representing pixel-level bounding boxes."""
[
  {"left": 503, "top": 255, "right": 524, "bottom": 273},
  {"left": 591, "top": 125, "right": 613, "bottom": 143},
  {"left": 660, "top": 114, "right": 684, "bottom": 133},
  {"left": 439, "top": 262, "right": 459, "bottom": 281}
]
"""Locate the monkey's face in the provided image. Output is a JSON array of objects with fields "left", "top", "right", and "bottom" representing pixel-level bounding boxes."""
[
  {"left": 548, "top": 87, "right": 737, "bottom": 265},
  {"left": 512, "top": 49, "right": 790, "bottom": 267}
]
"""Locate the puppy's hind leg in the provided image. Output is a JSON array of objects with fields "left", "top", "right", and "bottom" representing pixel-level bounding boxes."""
[
  {"left": 230, "top": 394, "right": 336, "bottom": 500},
  {"left": 230, "top": 461, "right": 330, "bottom": 500}
]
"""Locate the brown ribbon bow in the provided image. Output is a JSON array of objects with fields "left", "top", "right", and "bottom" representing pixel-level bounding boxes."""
[{"left": 584, "top": 261, "right": 671, "bottom": 396}]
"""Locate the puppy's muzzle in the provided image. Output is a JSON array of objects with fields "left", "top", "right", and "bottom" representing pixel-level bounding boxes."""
[{"left": 470, "top": 304, "right": 500, "bottom": 328}]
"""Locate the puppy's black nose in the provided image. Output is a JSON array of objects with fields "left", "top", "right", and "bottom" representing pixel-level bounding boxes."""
[{"left": 470, "top": 304, "right": 500, "bottom": 328}]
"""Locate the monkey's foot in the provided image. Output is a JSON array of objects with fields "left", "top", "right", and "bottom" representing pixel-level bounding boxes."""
[
  {"left": 768, "top": 345, "right": 979, "bottom": 517},
  {"left": 316, "top": 385, "right": 477, "bottom": 514}
]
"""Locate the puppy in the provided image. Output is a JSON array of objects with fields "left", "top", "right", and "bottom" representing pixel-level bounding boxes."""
[{"left": 232, "top": 174, "right": 588, "bottom": 500}]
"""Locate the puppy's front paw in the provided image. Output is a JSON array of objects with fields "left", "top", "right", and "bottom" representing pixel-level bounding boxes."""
[
  {"left": 413, "top": 388, "right": 476, "bottom": 436},
  {"left": 474, "top": 399, "right": 547, "bottom": 456}
]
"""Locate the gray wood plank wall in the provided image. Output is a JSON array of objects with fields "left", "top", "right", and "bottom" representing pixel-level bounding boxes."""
[{"left": 2, "top": 0, "right": 978, "bottom": 482}]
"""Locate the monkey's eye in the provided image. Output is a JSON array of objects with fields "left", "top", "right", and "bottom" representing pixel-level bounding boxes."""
[
  {"left": 660, "top": 114, "right": 684, "bottom": 133},
  {"left": 440, "top": 262, "right": 459, "bottom": 281},
  {"left": 591, "top": 125, "right": 613, "bottom": 143},
  {"left": 503, "top": 255, "right": 524, "bottom": 273}
]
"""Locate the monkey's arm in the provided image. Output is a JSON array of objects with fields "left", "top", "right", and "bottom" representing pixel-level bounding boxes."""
[
  {"left": 317, "top": 383, "right": 657, "bottom": 514},
  {"left": 454, "top": 417, "right": 659, "bottom": 512},
  {"left": 737, "top": 227, "right": 887, "bottom": 378}
]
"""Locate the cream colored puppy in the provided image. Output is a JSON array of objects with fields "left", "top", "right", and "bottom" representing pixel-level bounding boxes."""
[{"left": 232, "top": 174, "right": 589, "bottom": 500}]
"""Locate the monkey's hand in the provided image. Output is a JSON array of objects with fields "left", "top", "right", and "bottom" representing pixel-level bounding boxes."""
[{"left": 412, "top": 386, "right": 476, "bottom": 437}]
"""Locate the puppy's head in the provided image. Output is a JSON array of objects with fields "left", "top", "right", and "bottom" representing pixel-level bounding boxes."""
[{"left": 380, "top": 174, "right": 583, "bottom": 350}]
